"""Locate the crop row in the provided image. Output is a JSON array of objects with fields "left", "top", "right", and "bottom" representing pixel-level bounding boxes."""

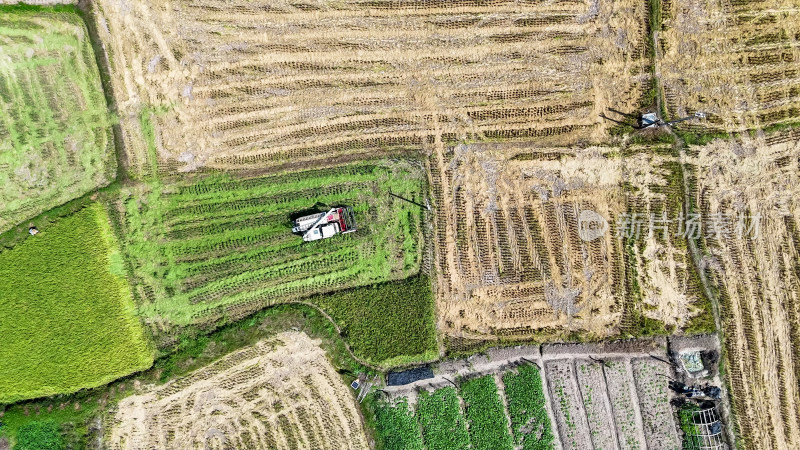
[
  {"left": 436, "top": 146, "right": 714, "bottom": 341},
  {"left": 541, "top": 356, "right": 685, "bottom": 450},
  {"left": 91, "top": 0, "right": 648, "bottom": 176},
  {"left": 687, "top": 136, "right": 800, "bottom": 448},
  {"left": 660, "top": 0, "right": 800, "bottom": 131},
  {"left": 108, "top": 333, "right": 369, "bottom": 448}
]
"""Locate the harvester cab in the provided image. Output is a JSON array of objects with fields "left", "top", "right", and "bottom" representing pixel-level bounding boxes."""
[{"left": 293, "top": 206, "right": 357, "bottom": 242}]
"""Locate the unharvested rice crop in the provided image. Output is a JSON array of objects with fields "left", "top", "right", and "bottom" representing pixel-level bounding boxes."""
[
  {"left": 312, "top": 275, "right": 437, "bottom": 366},
  {"left": 432, "top": 141, "right": 709, "bottom": 341},
  {"left": 0, "top": 203, "right": 153, "bottom": 404},
  {"left": 89, "top": 0, "right": 649, "bottom": 177},
  {"left": 659, "top": 0, "right": 800, "bottom": 132},
  {"left": 113, "top": 159, "right": 426, "bottom": 344},
  {"left": 0, "top": 5, "right": 115, "bottom": 232},
  {"left": 108, "top": 331, "right": 368, "bottom": 449},
  {"left": 689, "top": 130, "right": 800, "bottom": 449}
]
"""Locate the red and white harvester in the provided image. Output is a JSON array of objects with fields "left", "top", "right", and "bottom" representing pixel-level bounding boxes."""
[{"left": 292, "top": 207, "right": 358, "bottom": 241}]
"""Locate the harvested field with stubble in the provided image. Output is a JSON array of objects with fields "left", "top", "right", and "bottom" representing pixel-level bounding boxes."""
[
  {"left": 659, "top": 0, "right": 800, "bottom": 132},
  {"left": 432, "top": 141, "right": 710, "bottom": 342},
  {"left": 689, "top": 130, "right": 800, "bottom": 449},
  {"left": 0, "top": 5, "right": 115, "bottom": 232},
  {"left": 108, "top": 331, "right": 368, "bottom": 450},
  {"left": 89, "top": 0, "right": 650, "bottom": 177}
]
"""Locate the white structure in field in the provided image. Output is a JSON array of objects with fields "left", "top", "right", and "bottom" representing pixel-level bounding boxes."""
[{"left": 293, "top": 207, "right": 357, "bottom": 242}]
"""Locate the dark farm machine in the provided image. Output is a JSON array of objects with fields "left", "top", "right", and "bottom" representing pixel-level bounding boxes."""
[{"left": 600, "top": 108, "right": 706, "bottom": 130}]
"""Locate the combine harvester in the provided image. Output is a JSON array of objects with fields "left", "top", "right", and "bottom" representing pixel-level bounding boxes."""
[{"left": 293, "top": 207, "right": 358, "bottom": 241}]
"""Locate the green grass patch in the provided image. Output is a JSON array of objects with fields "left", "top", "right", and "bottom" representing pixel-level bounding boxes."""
[
  {"left": 460, "top": 375, "right": 514, "bottom": 450},
  {"left": 12, "top": 421, "right": 63, "bottom": 450},
  {"left": 417, "top": 386, "right": 471, "bottom": 450},
  {"left": 0, "top": 7, "right": 115, "bottom": 233},
  {"left": 312, "top": 275, "right": 437, "bottom": 366},
  {"left": 677, "top": 130, "right": 731, "bottom": 146},
  {"left": 757, "top": 120, "right": 800, "bottom": 135},
  {"left": 153, "top": 303, "right": 370, "bottom": 382},
  {"left": 503, "top": 364, "right": 555, "bottom": 449},
  {"left": 0, "top": 203, "right": 153, "bottom": 404}
]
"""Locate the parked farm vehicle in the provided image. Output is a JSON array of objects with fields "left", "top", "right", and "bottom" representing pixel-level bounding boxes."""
[
  {"left": 669, "top": 380, "right": 721, "bottom": 400},
  {"left": 600, "top": 108, "right": 705, "bottom": 130},
  {"left": 293, "top": 207, "right": 357, "bottom": 241}
]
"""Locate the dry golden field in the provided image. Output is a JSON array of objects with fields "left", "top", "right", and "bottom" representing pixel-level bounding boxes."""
[
  {"left": 431, "top": 141, "right": 708, "bottom": 342},
  {"left": 80, "top": 1, "right": 800, "bottom": 448},
  {"left": 689, "top": 130, "right": 800, "bottom": 450},
  {"left": 659, "top": 0, "right": 800, "bottom": 132},
  {"left": 89, "top": 0, "right": 650, "bottom": 176},
  {"left": 108, "top": 332, "right": 368, "bottom": 449}
]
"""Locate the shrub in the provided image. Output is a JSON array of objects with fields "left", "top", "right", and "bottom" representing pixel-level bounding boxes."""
[{"left": 14, "top": 421, "right": 63, "bottom": 450}]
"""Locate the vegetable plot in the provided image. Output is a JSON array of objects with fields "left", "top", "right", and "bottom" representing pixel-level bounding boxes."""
[
  {"left": 459, "top": 375, "right": 514, "bottom": 450},
  {"left": 371, "top": 398, "right": 424, "bottom": 450},
  {"left": 417, "top": 387, "right": 471, "bottom": 450},
  {"left": 502, "top": 364, "right": 556, "bottom": 450}
]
